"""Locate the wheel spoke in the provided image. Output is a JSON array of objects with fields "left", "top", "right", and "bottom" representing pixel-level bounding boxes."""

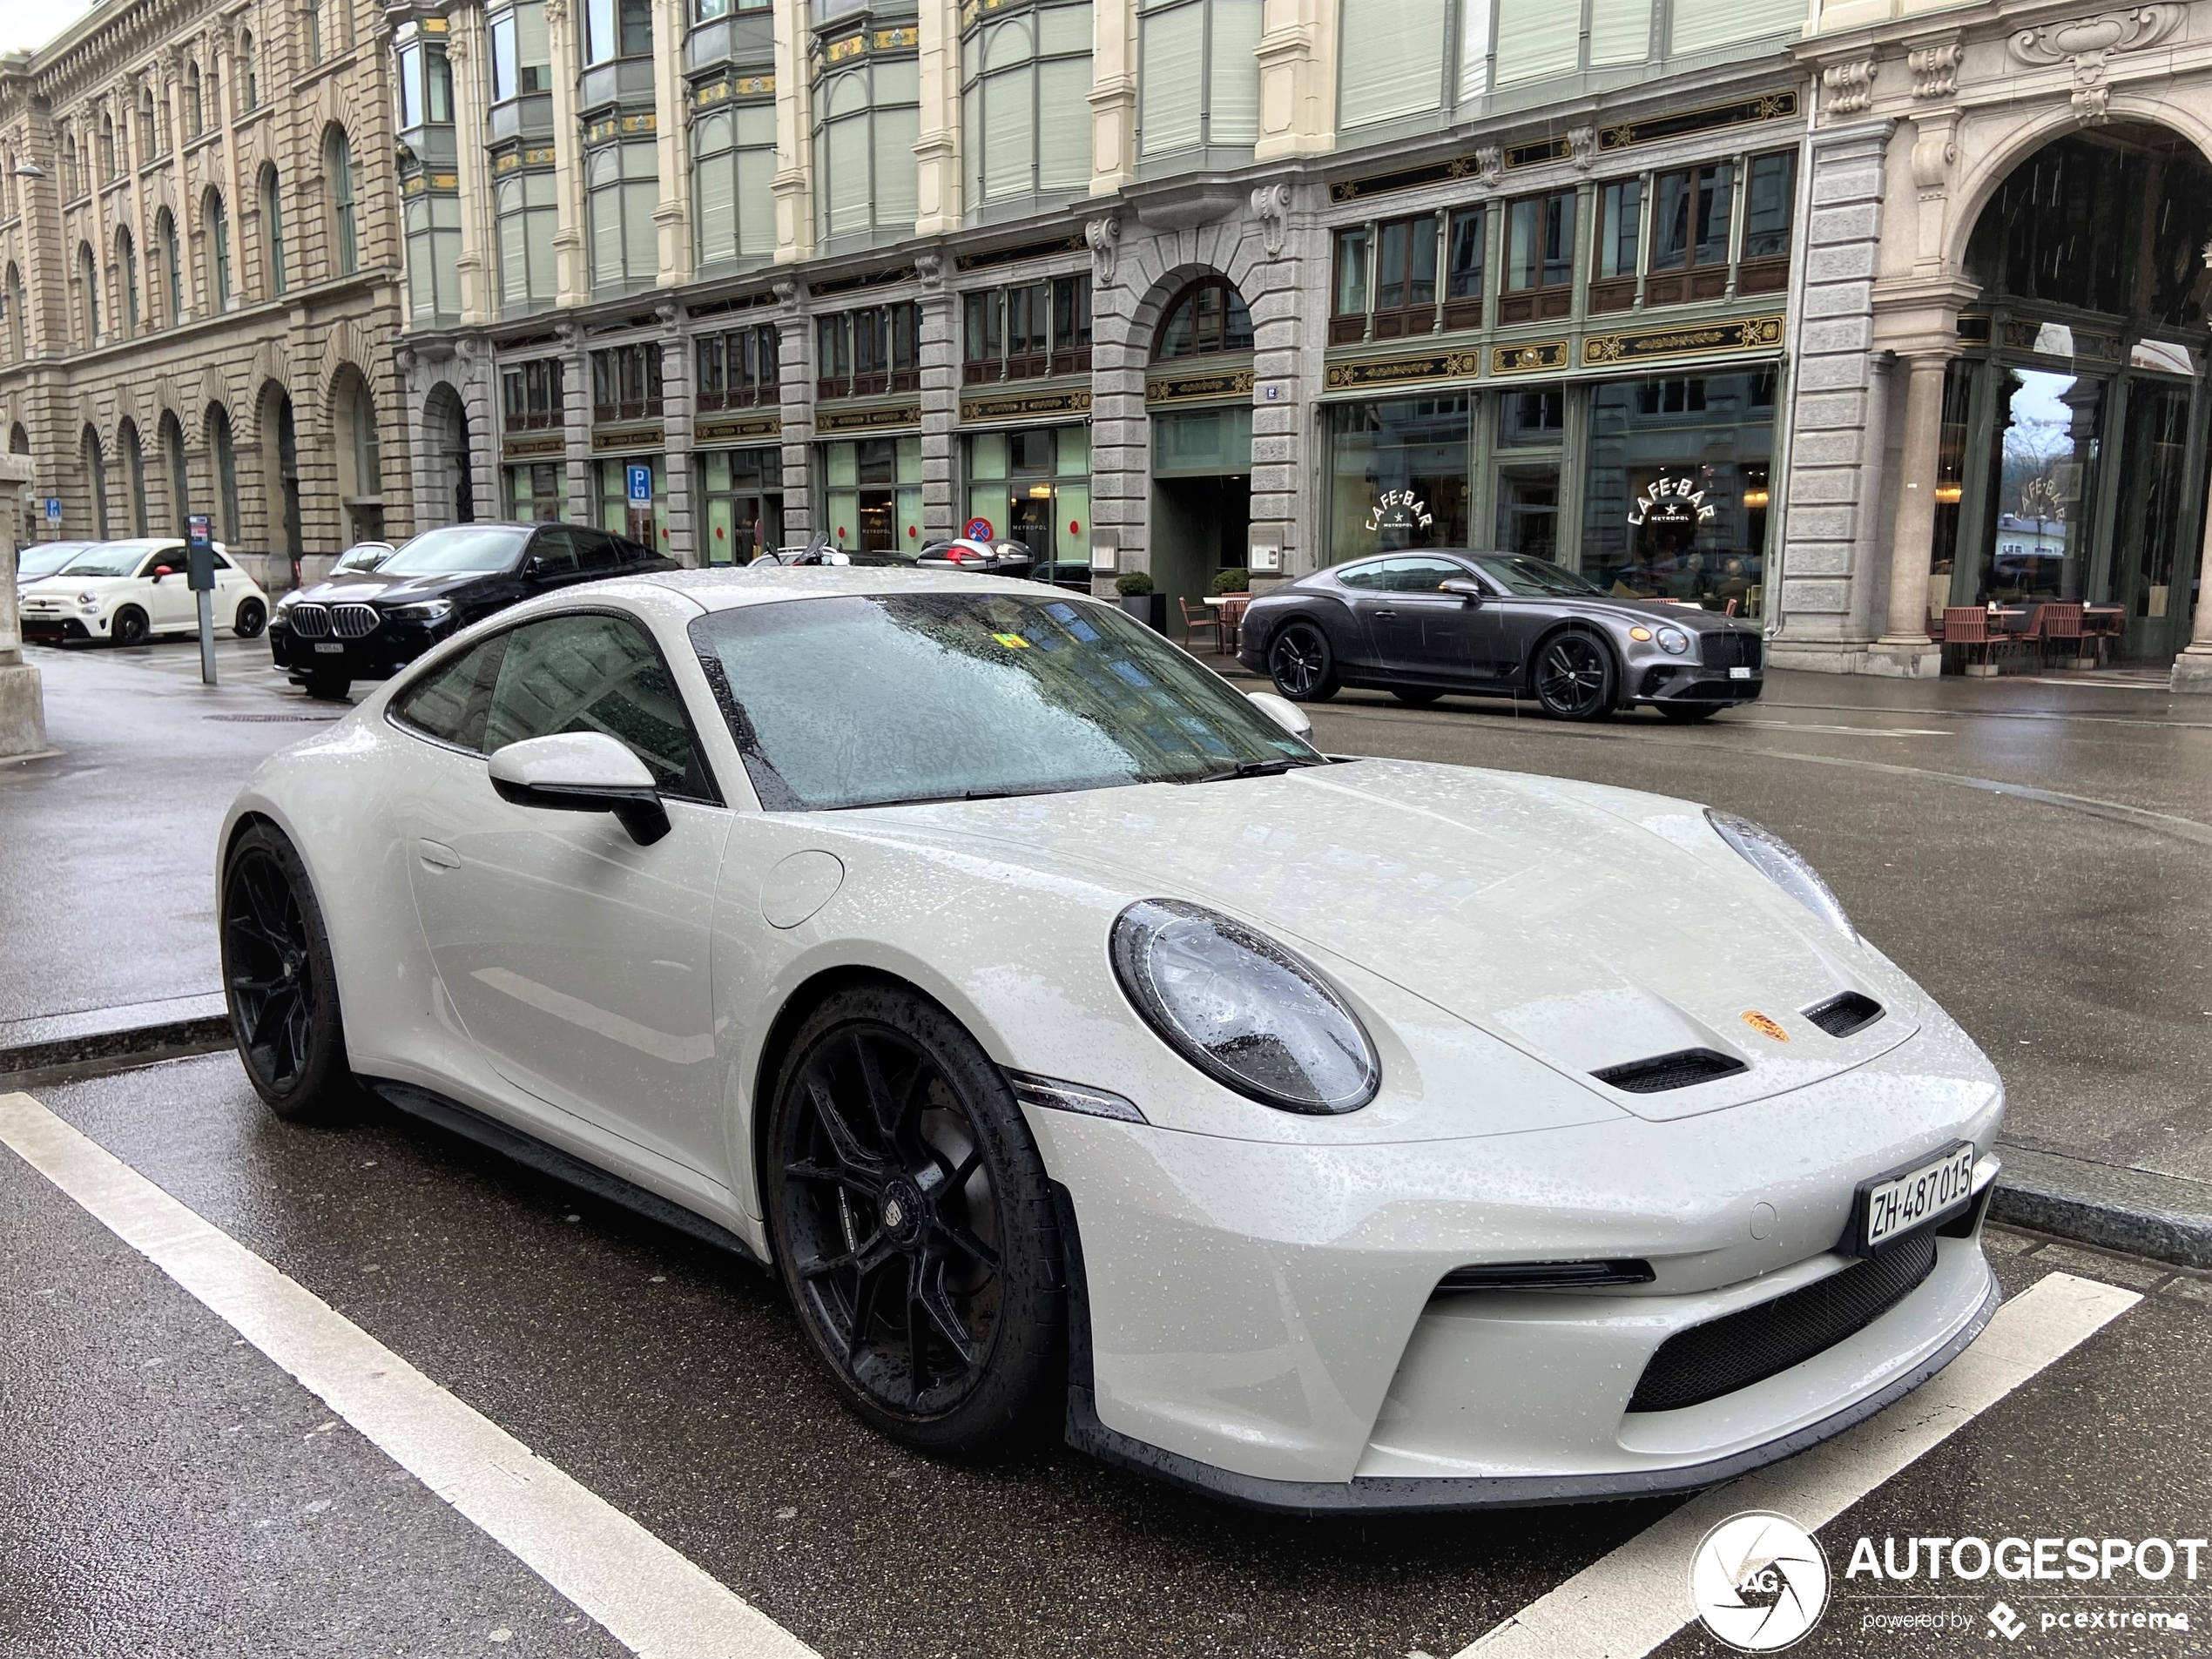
[
  {"left": 937, "top": 1219, "right": 1000, "bottom": 1273},
  {"left": 905, "top": 1262, "right": 934, "bottom": 1405},
  {"left": 849, "top": 1030, "right": 910, "bottom": 1154},
  {"left": 786, "top": 1156, "right": 884, "bottom": 1197},
  {"left": 806, "top": 1078, "right": 888, "bottom": 1177},
  {"left": 847, "top": 1256, "right": 890, "bottom": 1350},
  {"left": 797, "top": 1231, "right": 893, "bottom": 1281},
  {"left": 916, "top": 1256, "right": 980, "bottom": 1371}
]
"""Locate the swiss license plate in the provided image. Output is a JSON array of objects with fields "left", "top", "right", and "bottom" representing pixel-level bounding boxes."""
[
  {"left": 1858, "top": 1142, "right": 1977, "bottom": 1254},
  {"left": 314, "top": 641, "right": 345, "bottom": 655},
  {"left": 1729, "top": 665, "right": 1753, "bottom": 680}
]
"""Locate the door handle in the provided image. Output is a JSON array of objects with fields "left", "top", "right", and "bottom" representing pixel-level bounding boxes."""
[
  {"left": 417, "top": 839, "right": 460, "bottom": 871},
  {"left": 1372, "top": 608, "right": 1398, "bottom": 617}
]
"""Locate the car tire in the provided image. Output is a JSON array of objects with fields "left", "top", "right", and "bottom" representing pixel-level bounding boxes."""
[
  {"left": 1657, "top": 703, "right": 1723, "bottom": 723},
  {"left": 234, "top": 598, "right": 267, "bottom": 639},
  {"left": 765, "top": 982, "right": 1063, "bottom": 1458},
  {"left": 111, "top": 606, "right": 149, "bottom": 648},
  {"left": 219, "top": 822, "right": 359, "bottom": 1122},
  {"left": 1391, "top": 687, "right": 1444, "bottom": 707},
  {"left": 1531, "top": 631, "right": 1617, "bottom": 722},
  {"left": 304, "top": 671, "right": 353, "bottom": 702},
  {"left": 1268, "top": 622, "right": 1340, "bottom": 703}
]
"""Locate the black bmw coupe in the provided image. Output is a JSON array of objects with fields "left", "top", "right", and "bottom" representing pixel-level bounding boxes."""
[{"left": 1235, "top": 550, "right": 1764, "bottom": 722}]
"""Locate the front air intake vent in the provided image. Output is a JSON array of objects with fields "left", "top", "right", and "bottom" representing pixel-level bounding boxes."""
[
  {"left": 1804, "top": 990, "right": 1885, "bottom": 1038},
  {"left": 1591, "top": 1048, "right": 1749, "bottom": 1094},
  {"left": 1438, "top": 1259, "right": 1656, "bottom": 1293},
  {"left": 1628, "top": 1227, "right": 1938, "bottom": 1412}
]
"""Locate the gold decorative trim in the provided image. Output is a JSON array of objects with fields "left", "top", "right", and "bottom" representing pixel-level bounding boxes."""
[
  {"left": 694, "top": 414, "right": 783, "bottom": 444},
  {"left": 1580, "top": 314, "right": 1784, "bottom": 368},
  {"left": 1492, "top": 341, "right": 1570, "bottom": 374},
  {"left": 590, "top": 424, "right": 664, "bottom": 453},
  {"left": 1145, "top": 368, "right": 1255, "bottom": 406},
  {"left": 816, "top": 402, "right": 922, "bottom": 435},
  {"left": 1322, "top": 350, "right": 1480, "bottom": 391},
  {"left": 501, "top": 435, "right": 566, "bottom": 460},
  {"left": 960, "top": 388, "right": 1093, "bottom": 425}
]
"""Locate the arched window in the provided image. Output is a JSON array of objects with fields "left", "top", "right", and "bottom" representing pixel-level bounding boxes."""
[
  {"left": 327, "top": 127, "right": 359, "bottom": 274},
  {"left": 334, "top": 368, "right": 385, "bottom": 541},
  {"left": 305, "top": 0, "right": 323, "bottom": 65},
  {"left": 584, "top": 141, "right": 657, "bottom": 293},
  {"left": 960, "top": 3, "right": 1091, "bottom": 207},
  {"left": 185, "top": 63, "right": 204, "bottom": 137},
  {"left": 99, "top": 112, "right": 118, "bottom": 179},
  {"left": 118, "top": 226, "right": 139, "bottom": 333},
  {"left": 156, "top": 209, "right": 182, "bottom": 323},
  {"left": 119, "top": 419, "right": 148, "bottom": 536},
  {"left": 1152, "top": 274, "right": 1252, "bottom": 360},
  {"left": 58, "top": 122, "right": 78, "bottom": 198},
  {"left": 76, "top": 242, "right": 100, "bottom": 342},
  {"left": 336, "top": 0, "right": 355, "bottom": 51},
  {"left": 162, "top": 413, "right": 190, "bottom": 536},
  {"left": 238, "top": 30, "right": 259, "bottom": 111},
  {"left": 2, "top": 264, "right": 21, "bottom": 360},
  {"left": 83, "top": 427, "right": 111, "bottom": 537},
  {"left": 9, "top": 422, "right": 27, "bottom": 455},
  {"left": 139, "top": 86, "right": 158, "bottom": 161},
  {"left": 260, "top": 165, "right": 287, "bottom": 296},
  {"left": 691, "top": 102, "right": 776, "bottom": 269},
  {"left": 205, "top": 189, "right": 231, "bottom": 310},
  {"left": 208, "top": 404, "right": 240, "bottom": 542}
]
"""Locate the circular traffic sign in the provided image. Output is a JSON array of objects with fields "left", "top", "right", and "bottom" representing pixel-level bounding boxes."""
[{"left": 964, "top": 516, "right": 994, "bottom": 541}]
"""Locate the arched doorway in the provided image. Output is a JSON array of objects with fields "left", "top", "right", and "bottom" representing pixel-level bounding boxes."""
[
  {"left": 207, "top": 403, "right": 240, "bottom": 543},
  {"left": 260, "top": 381, "right": 304, "bottom": 568},
  {"left": 82, "top": 426, "right": 111, "bottom": 537},
  {"left": 160, "top": 411, "right": 189, "bottom": 536},
  {"left": 1946, "top": 123, "right": 2212, "bottom": 662},
  {"left": 1149, "top": 273, "right": 1254, "bottom": 608},
  {"left": 118, "top": 418, "right": 147, "bottom": 536},
  {"left": 424, "top": 382, "right": 474, "bottom": 525},
  {"left": 331, "top": 364, "right": 384, "bottom": 543}
]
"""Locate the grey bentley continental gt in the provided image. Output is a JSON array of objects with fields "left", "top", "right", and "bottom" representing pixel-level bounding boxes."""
[{"left": 1236, "top": 550, "right": 1765, "bottom": 721}]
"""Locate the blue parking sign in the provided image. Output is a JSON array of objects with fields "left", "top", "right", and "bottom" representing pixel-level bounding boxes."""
[
  {"left": 44, "top": 497, "right": 61, "bottom": 523},
  {"left": 626, "top": 464, "right": 651, "bottom": 504}
]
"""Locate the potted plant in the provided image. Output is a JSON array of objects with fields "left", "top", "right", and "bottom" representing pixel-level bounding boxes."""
[
  {"left": 1211, "top": 567, "right": 1251, "bottom": 597},
  {"left": 1115, "top": 570, "right": 1166, "bottom": 631}
]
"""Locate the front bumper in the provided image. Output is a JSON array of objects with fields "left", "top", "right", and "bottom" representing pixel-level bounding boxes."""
[
  {"left": 20, "top": 612, "right": 94, "bottom": 640},
  {"left": 271, "top": 617, "right": 448, "bottom": 680},
  {"left": 1023, "top": 1023, "right": 2004, "bottom": 1509},
  {"left": 1634, "top": 662, "right": 1764, "bottom": 706}
]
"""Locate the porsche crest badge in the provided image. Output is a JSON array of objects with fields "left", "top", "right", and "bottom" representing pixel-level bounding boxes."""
[{"left": 1742, "top": 1010, "right": 1790, "bottom": 1043}]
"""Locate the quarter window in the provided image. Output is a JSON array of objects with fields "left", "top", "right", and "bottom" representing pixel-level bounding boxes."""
[{"left": 393, "top": 634, "right": 509, "bottom": 751}]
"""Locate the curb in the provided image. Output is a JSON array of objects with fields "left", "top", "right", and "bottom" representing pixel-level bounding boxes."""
[
  {"left": 1990, "top": 1174, "right": 2212, "bottom": 1271},
  {"left": 0, "top": 1015, "right": 233, "bottom": 1080}
]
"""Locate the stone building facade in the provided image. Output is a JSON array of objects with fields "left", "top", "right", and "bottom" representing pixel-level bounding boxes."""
[
  {"left": 0, "top": 0, "right": 410, "bottom": 573},
  {"left": 391, "top": 0, "right": 1820, "bottom": 628},
  {"left": 1781, "top": 0, "right": 2212, "bottom": 689}
]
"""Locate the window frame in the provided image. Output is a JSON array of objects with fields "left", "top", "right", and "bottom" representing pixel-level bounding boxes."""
[
  {"left": 590, "top": 341, "right": 664, "bottom": 422},
  {"left": 1150, "top": 273, "right": 1253, "bottom": 362},
  {"left": 1501, "top": 187, "right": 1575, "bottom": 323}
]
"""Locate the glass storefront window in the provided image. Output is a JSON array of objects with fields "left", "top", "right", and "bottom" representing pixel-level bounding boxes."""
[
  {"left": 1581, "top": 370, "right": 1774, "bottom": 617},
  {"left": 594, "top": 454, "right": 666, "bottom": 548},
  {"left": 1979, "top": 368, "right": 2103, "bottom": 604},
  {"left": 1325, "top": 395, "right": 1472, "bottom": 563},
  {"left": 698, "top": 446, "right": 784, "bottom": 564},
  {"left": 961, "top": 424, "right": 1091, "bottom": 577},
  {"left": 822, "top": 435, "right": 922, "bottom": 552},
  {"left": 505, "top": 461, "right": 565, "bottom": 521}
]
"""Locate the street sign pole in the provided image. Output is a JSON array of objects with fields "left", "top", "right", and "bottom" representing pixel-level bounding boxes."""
[{"left": 186, "top": 514, "right": 217, "bottom": 686}]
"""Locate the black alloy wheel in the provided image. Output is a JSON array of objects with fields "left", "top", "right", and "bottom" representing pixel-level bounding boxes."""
[
  {"left": 766, "top": 985, "right": 1062, "bottom": 1456},
  {"left": 304, "top": 671, "right": 353, "bottom": 702},
  {"left": 220, "top": 823, "right": 355, "bottom": 1119},
  {"left": 111, "top": 606, "right": 150, "bottom": 647},
  {"left": 1658, "top": 702, "right": 1723, "bottom": 723},
  {"left": 1532, "top": 631, "right": 1616, "bottom": 721},
  {"left": 1392, "top": 686, "right": 1444, "bottom": 707},
  {"left": 1268, "top": 622, "right": 1340, "bottom": 703},
  {"left": 234, "top": 597, "right": 267, "bottom": 639}
]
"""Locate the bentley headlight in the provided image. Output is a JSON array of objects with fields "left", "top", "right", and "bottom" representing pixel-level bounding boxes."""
[
  {"left": 1109, "top": 898, "right": 1379, "bottom": 1114},
  {"left": 1706, "top": 809, "right": 1855, "bottom": 938},
  {"left": 1656, "top": 625, "right": 1690, "bottom": 655}
]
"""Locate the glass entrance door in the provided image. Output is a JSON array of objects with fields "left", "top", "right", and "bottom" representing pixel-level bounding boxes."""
[
  {"left": 2106, "top": 377, "right": 2197, "bottom": 660},
  {"left": 1979, "top": 368, "right": 2103, "bottom": 605}
]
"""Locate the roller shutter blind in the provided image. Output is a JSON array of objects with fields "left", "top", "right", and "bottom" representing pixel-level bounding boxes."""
[
  {"left": 1494, "top": 0, "right": 1579, "bottom": 84},
  {"left": 981, "top": 62, "right": 1034, "bottom": 199},
  {"left": 693, "top": 112, "right": 735, "bottom": 262},
  {"left": 1037, "top": 57, "right": 1090, "bottom": 188},
  {"left": 1338, "top": 0, "right": 1446, "bottom": 129},
  {"left": 873, "top": 99, "right": 920, "bottom": 227},
  {"left": 1139, "top": 3, "right": 1202, "bottom": 156},
  {"left": 1588, "top": 0, "right": 1650, "bottom": 64},
  {"left": 1210, "top": 0, "right": 1262, "bottom": 146},
  {"left": 1670, "top": 0, "right": 1802, "bottom": 54}
]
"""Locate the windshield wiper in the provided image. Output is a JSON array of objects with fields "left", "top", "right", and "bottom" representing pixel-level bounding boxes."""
[
  {"left": 846, "top": 779, "right": 1122, "bottom": 810},
  {"left": 1185, "top": 757, "right": 1323, "bottom": 785}
]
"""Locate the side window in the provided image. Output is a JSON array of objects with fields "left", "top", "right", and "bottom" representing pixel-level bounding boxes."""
[
  {"left": 1336, "top": 562, "right": 1386, "bottom": 590},
  {"left": 574, "top": 529, "right": 620, "bottom": 573},
  {"left": 1384, "top": 556, "right": 1467, "bottom": 593},
  {"left": 143, "top": 550, "right": 179, "bottom": 577},
  {"left": 391, "top": 633, "right": 509, "bottom": 751},
  {"left": 208, "top": 550, "right": 235, "bottom": 571},
  {"left": 528, "top": 526, "right": 580, "bottom": 577},
  {"left": 613, "top": 535, "right": 653, "bottom": 565},
  {"left": 483, "top": 612, "right": 716, "bottom": 801}
]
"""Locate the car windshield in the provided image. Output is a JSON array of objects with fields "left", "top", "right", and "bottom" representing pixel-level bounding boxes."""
[
  {"left": 1468, "top": 554, "right": 1606, "bottom": 597},
  {"left": 57, "top": 544, "right": 166, "bottom": 577},
  {"left": 379, "top": 525, "right": 530, "bottom": 576},
  {"left": 17, "top": 543, "right": 97, "bottom": 579},
  {"left": 689, "top": 591, "right": 1323, "bottom": 810},
  {"left": 334, "top": 543, "right": 393, "bottom": 572}
]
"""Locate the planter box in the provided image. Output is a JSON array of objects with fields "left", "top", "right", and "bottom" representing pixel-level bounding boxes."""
[{"left": 1118, "top": 594, "right": 1168, "bottom": 631}]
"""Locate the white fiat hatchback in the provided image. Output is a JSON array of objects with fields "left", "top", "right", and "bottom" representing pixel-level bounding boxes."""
[
  {"left": 18, "top": 538, "right": 270, "bottom": 646},
  {"left": 218, "top": 568, "right": 2005, "bottom": 1512}
]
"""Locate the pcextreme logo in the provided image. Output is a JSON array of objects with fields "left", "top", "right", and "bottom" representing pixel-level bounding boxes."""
[{"left": 1689, "top": 1511, "right": 1831, "bottom": 1651}]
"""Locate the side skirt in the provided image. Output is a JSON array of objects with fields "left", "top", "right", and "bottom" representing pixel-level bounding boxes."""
[{"left": 370, "top": 1079, "right": 767, "bottom": 1270}]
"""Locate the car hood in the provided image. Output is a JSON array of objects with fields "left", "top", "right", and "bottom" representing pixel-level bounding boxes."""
[
  {"left": 289, "top": 569, "right": 502, "bottom": 605},
  {"left": 841, "top": 759, "right": 1922, "bottom": 1121}
]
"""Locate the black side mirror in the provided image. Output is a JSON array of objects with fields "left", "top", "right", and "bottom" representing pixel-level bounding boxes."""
[{"left": 1440, "top": 578, "right": 1485, "bottom": 605}]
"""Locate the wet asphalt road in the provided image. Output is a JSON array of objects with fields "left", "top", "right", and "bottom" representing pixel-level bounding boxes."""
[{"left": 4, "top": 1052, "right": 2210, "bottom": 1658}]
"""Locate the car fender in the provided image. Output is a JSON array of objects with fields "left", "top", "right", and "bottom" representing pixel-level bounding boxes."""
[{"left": 1524, "top": 617, "right": 1626, "bottom": 701}]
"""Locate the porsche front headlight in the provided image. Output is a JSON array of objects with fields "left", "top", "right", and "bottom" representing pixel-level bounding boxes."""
[
  {"left": 1706, "top": 809, "right": 1855, "bottom": 939},
  {"left": 1109, "top": 898, "right": 1379, "bottom": 1114}
]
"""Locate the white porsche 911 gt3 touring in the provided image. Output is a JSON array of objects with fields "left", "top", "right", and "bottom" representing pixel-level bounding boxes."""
[{"left": 218, "top": 568, "right": 2004, "bottom": 1512}]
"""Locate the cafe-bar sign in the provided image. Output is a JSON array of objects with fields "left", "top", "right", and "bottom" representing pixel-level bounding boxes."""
[
  {"left": 1366, "top": 489, "right": 1433, "bottom": 534},
  {"left": 1628, "top": 475, "right": 1716, "bottom": 527}
]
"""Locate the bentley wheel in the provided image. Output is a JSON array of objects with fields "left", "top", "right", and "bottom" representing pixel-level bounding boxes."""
[
  {"left": 1268, "top": 623, "right": 1339, "bottom": 703},
  {"left": 234, "top": 598, "right": 267, "bottom": 639},
  {"left": 220, "top": 823, "right": 356, "bottom": 1120},
  {"left": 1657, "top": 703, "right": 1723, "bottom": 723},
  {"left": 1532, "top": 632, "right": 1616, "bottom": 721},
  {"left": 766, "top": 984, "right": 1062, "bottom": 1456},
  {"left": 1391, "top": 687, "right": 1443, "bottom": 707},
  {"left": 111, "top": 606, "right": 149, "bottom": 648}
]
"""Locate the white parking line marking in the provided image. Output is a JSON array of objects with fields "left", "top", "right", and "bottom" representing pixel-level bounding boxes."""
[
  {"left": 0, "top": 1091, "right": 819, "bottom": 1659},
  {"left": 1457, "top": 1271, "right": 2141, "bottom": 1659}
]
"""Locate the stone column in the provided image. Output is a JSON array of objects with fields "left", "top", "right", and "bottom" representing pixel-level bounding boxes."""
[
  {"left": 1869, "top": 348, "right": 1950, "bottom": 669},
  {"left": 651, "top": 0, "right": 692, "bottom": 287},
  {"left": 0, "top": 453, "right": 48, "bottom": 758},
  {"left": 1087, "top": 0, "right": 1134, "bottom": 194},
  {"left": 915, "top": 0, "right": 963, "bottom": 233},
  {"left": 2169, "top": 492, "right": 2212, "bottom": 693},
  {"left": 546, "top": 0, "right": 588, "bottom": 307},
  {"left": 916, "top": 259, "right": 958, "bottom": 540},
  {"left": 448, "top": 12, "right": 494, "bottom": 325},
  {"left": 771, "top": 0, "right": 813, "bottom": 263}
]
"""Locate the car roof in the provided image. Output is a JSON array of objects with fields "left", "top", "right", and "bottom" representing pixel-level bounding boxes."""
[{"left": 625, "top": 565, "right": 1103, "bottom": 616}]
